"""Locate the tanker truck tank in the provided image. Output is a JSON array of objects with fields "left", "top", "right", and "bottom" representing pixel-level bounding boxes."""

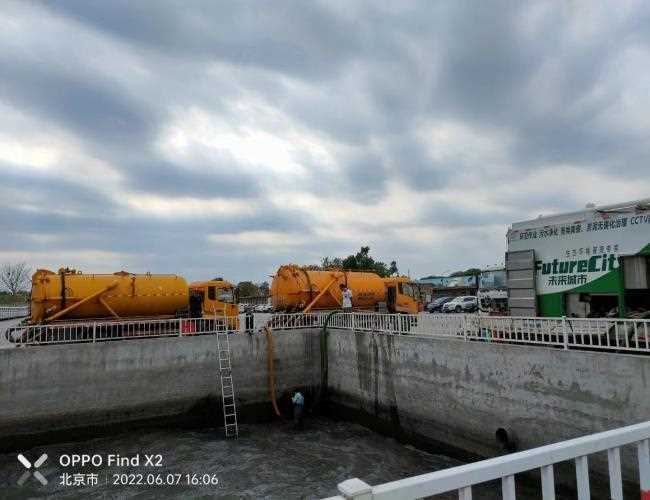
[
  {"left": 270, "top": 264, "right": 421, "bottom": 314},
  {"left": 30, "top": 268, "right": 189, "bottom": 323}
]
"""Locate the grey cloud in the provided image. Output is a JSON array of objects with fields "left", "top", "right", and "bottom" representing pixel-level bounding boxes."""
[
  {"left": 341, "top": 152, "right": 388, "bottom": 202},
  {"left": 0, "top": 168, "right": 118, "bottom": 218},
  {"left": 385, "top": 138, "right": 449, "bottom": 192},
  {"left": 124, "top": 157, "right": 262, "bottom": 199},
  {"left": 2, "top": 0, "right": 650, "bottom": 280},
  {"left": 0, "top": 55, "right": 158, "bottom": 151},
  {"left": 44, "top": 0, "right": 362, "bottom": 81}
]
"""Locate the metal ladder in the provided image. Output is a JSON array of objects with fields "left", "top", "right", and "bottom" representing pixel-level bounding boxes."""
[{"left": 216, "top": 316, "right": 238, "bottom": 438}]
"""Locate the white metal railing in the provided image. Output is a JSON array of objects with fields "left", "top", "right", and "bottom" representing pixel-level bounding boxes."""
[
  {"left": 265, "top": 312, "right": 326, "bottom": 330},
  {"left": 0, "top": 305, "right": 29, "bottom": 320},
  {"left": 271, "top": 311, "right": 650, "bottom": 354},
  {"left": 324, "top": 420, "right": 650, "bottom": 500},
  {"left": 474, "top": 315, "right": 650, "bottom": 352},
  {"left": 8, "top": 311, "right": 650, "bottom": 353},
  {"left": 5, "top": 316, "right": 238, "bottom": 346},
  {"left": 3, "top": 312, "right": 323, "bottom": 346}
]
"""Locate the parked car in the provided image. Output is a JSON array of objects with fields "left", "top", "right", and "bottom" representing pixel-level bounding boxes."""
[
  {"left": 442, "top": 296, "right": 478, "bottom": 313},
  {"left": 426, "top": 296, "right": 453, "bottom": 313}
]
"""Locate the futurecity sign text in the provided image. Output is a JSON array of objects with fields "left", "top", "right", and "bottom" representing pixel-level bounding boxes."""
[{"left": 508, "top": 212, "right": 650, "bottom": 296}]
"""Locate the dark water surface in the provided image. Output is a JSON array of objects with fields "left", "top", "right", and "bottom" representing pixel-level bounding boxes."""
[{"left": 0, "top": 418, "right": 564, "bottom": 499}]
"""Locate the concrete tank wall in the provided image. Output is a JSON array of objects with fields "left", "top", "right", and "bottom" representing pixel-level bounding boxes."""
[
  {"left": 0, "top": 330, "right": 320, "bottom": 440},
  {"left": 3, "top": 323, "right": 649, "bottom": 485},
  {"left": 326, "top": 330, "right": 650, "bottom": 481}
]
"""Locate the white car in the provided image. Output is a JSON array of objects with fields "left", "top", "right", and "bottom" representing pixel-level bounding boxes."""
[{"left": 442, "top": 296, "right": 478, "bottom": 313}]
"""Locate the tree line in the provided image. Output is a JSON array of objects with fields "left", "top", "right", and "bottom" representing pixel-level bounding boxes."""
[{"left": 314, "top": 246, "right": 398, "bottom": 278}]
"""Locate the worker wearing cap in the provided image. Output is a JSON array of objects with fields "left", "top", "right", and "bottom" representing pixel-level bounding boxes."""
[
  {"left": 292, "top": 390, "right": 305, "bottom": 429},
  {"left": 340, "top": 284, "right": 353, "bottom": 312}
]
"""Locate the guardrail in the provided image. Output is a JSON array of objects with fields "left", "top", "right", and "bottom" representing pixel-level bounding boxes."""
[
  {"left": 5, "top": 316, "right": 237, "bottom": 345},
  {"left": 0, "top": 305, "right": 29, "bottom": 320},
  {"left": 475, "top": 315, "right": 650, "bottom": 352},
  {"left": 305, "top": 311, "right": 650, "bottom": 354},
  {"left": 8, "top": 311, "right": 650, "bottom": 353},
  {"left": 324, "top": 420, "right": 650, "bottom": 500},
  {"left": 4, "top": 312, "right": 321, "bottom": 346}
]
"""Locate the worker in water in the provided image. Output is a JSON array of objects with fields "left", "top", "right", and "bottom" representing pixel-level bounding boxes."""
[
  {"left": 340, "top": 283, "right": 353, "bottom": 312},
  {"left": 292, "top": 390, "right": 304, "bottom": 429}
]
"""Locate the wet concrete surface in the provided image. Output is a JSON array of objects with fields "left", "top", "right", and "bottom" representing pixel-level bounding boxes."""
[{"left": 0, "top": 417, "right": 565, "bottom": 499}]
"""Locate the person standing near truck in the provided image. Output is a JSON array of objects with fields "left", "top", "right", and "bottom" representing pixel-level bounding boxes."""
[{"left": 340, "top": 284, "right": 353, "bottom": 312}]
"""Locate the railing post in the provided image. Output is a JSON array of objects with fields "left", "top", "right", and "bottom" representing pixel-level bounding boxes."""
[
  {"left": 178, "top": 318, "right": 183, "bottom": 336},
  {"left": 463, "top": 315, "right": 468, "bottom": 342},
  {"left": 638, "top": 439, "right": 650, "bottom": 500},
  {"left": 562, "top": 316, "right": 568, "bottom": 350},
  {"left": 92, "top": 323, "right": 96, "bottom": 343},
  {"left": 502, "top": 474, "right": 516, "bottom": 500},
  {"left": 575, "top": 455, "right": 590, "bottom": 500},
  {"left": 607, "top": 447, "right": 623, "bottom": 500},
  {"left": 458, "top": 486, "right": 472, "bottom": 500},
  {"left": 352, "top": 312, "right": 356, "bottom": 332},
  {"left": 541, "top": 464, "right": 555, "bottom": 500},
  {"left": 338, "top": 478, "right": 372, "bottom": 499}
]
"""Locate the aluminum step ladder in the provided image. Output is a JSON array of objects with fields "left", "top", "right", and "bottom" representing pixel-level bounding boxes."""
[{"left": 216, "top": 321, "right": 238, "bottom": 438}]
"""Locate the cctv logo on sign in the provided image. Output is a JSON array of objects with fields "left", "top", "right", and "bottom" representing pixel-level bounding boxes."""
[{"left": 17, "top": 453, "right": 48, "bottom": 486}]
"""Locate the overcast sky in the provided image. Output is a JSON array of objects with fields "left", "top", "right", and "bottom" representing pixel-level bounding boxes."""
[{"left": 2, "top": 1, "right": 650, "bottom": 283}]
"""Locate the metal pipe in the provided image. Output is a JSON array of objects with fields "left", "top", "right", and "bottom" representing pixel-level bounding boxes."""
[
  {"left": 303, "top": 276, "right": 340, "bottom": 313},
  {"left": 45, "top": 281, "right": 118, "bottom": 323},
  {"left": 310, "top": 310, "right": 340, "bottom": 413},
  {"left": 264, "top": 326, "right": 283, "bottom": 419},
  {"left": 99, "top": 296, "right": 120, "bottom": 319}
]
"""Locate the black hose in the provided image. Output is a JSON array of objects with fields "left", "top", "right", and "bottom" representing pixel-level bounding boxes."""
[{"left": 309, "top": 310, "right": 340, "bottom": 413}]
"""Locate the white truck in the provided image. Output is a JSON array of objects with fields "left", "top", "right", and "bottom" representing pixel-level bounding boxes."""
[
  {"left": 506, "top": 198, "right": 650, "bottom": 318},
  {"left": 477, "top": 266, "right": 508, "bottom": 315}
]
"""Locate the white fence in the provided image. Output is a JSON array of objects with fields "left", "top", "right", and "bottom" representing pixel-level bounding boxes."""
[
  {"left": 474, "top": 315, "right": 650, "bottom": 352},
  {"left": 256, "top": 311, "right": 650, "bottom": 354},
  {"left": 0, "top": 305, "right": 29, "bottom": 320},
  {"left": 5, "top": 316, "right": 237, "bottom": 345},
  {"left": 324, "top": 420, "right": 650, "bottom": 500},
  {"left": 4, "top": 312, "right": 327, "bottom": 346},
  {"left": 7, "top": 311, "right": 650, "bottom": 353},
  {"left": 316, "top": 312, "right": 650, "bottom": 354}
]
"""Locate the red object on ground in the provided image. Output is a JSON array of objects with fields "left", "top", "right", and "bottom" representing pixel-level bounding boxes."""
[{"left": 181, "top": 320, "right": 196, "bottom": 334}]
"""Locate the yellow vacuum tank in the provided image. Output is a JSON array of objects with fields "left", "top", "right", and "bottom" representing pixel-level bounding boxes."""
[
  {"left": 30, "top": 268, "right": 189, "bottom": 323},
  {"left": 270, "top": 264, "right": 386, "bottom": 312}
]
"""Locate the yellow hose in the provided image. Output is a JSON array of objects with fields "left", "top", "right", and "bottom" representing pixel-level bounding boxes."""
[{"left": 264, "top": 326, "right": 283, "bottom": 418}]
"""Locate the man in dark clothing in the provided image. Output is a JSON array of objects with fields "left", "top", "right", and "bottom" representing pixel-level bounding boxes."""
[{"left": 292, "top": 391, "right": 304, "bottom": 429}]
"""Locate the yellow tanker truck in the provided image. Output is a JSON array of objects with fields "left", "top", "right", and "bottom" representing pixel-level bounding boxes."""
[
  {"left": 270, "top": 264, "right": 422, "bottom": 314},
  {"left": 189, "top": 278, "right": 239, "bottom": 330},
  {"left": 29, "top": 268, "right": 238, "bottom": 327}
]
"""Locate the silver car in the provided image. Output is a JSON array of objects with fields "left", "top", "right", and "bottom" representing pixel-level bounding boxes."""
[{"left": 442, "top": 296, "right": 478, "bottom": 313}]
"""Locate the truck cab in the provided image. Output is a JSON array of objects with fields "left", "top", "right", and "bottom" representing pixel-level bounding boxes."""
[
  {"left": 383, "top": 277, "right": 422, "bottom": 314},
  {"left": 189, "top": 278, "right": 239, "bottom": 329}
]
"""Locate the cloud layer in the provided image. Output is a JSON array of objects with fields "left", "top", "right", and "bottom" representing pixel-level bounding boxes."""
[{"left": 1, "top": 0, "right": 649, "bottom": 282}]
